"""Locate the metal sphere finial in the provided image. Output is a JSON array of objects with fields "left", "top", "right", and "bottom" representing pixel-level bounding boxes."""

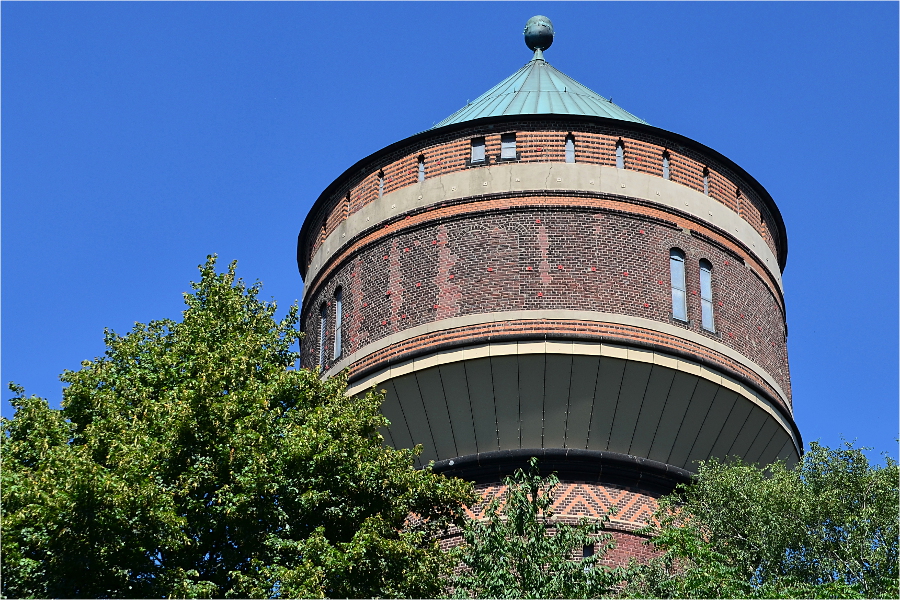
[{"left": 524, "top": 15, "right": 554, "bottom": 52}]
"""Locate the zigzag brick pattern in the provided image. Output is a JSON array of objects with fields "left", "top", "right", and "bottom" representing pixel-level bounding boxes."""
[{"left": 436, "top": 481, "right": 663, "bottom": 567}]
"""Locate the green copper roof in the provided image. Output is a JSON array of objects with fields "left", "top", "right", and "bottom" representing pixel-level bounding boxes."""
[{"left": 433, "top": 49, "right": 648, "bottom": 129}]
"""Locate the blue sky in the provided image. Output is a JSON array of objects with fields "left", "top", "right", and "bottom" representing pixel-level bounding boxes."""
[{"left": 3, "top": 2, "right": 897, "bottom": 461}]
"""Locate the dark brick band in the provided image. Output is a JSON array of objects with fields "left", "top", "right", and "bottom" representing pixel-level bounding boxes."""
[{"left": 431, "top": 448, "right": 692, "bottom": 494}]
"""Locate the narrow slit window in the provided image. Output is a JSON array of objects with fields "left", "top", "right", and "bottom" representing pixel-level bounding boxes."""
[
  {"left": 700, "top": 260, "right": 715, "bottom": 332},
  {"left": 471, "top": 137, "right": 486, "bottom": 164},
  {"left": 333, "top": 288, "right": 343, "bottom": 359},
  {"left": 565, "top": 134, "right": 575, "bottom": 163},
  {"left": 670, "top": 248, "right": 687, "bottom": 321},
  {"left": 615, "top": 139, "right": 625, "bottom": 169},
  {"left": 377, "top": 170, "right": 385, "bottom": 198},
  {"left": 662, "top": 150, "right": 670, "bottom": 180},
  {"left": 702, "top": 167, "right": 710, "bottom": 196},
  {"left": 500, "top": 133, "right": 516, "bottom": 160},
  {"left": 319, "top": 303, "right": 327, "bottom": 368},
  {"left": 417, "top": 155, "right": 425, "bottom": 183}
]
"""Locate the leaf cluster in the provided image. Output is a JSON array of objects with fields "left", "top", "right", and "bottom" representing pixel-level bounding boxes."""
[
  {"left": 452, "top": 457, "right": 620, "bottom": 599},
  {"left": 619, "top": 442, "right": 899, "bottom": 599},
  {"left": 1, "top": 256, "right": 474, "bottom": 599}
]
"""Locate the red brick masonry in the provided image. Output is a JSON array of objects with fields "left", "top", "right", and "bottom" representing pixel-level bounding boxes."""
[
  {"left": 300, "top": 104, "right": 793, "bottom": 573},
  {"left": 303, "top": 121, "right": 782, "bottom": 267},
  {"left": 437, "top": 480, "right": 663, "bottom": 567},
  {"left": 304, "top": 208, "right": 790, "bottom": 404}
]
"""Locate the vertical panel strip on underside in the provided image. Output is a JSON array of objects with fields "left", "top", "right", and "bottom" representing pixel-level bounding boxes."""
[
  {"left": 744, "top": 415, "right": 781, "bottom": 464},
  {"left": 668, "top": 378, "right": 720, "bottom": 469},
  {"left": 543, "top": 354, "right": 573, "bottom": 448},
  {"left": 392, "top": 373, "right": 438, "bottom": 464},
  {"left": 627, "top": 365, "right": 677, "bottom": 458},
  {"left": 438, "top": 362, "right": 478, "bottom": 457},
  {"left": 518, "top": 354, "right": 546, "bottom": 449},
  {"left": 684, "top": 389, "right": 739, "bottom": 469},
  {"left": 414, "top": 368, "right": 458, "bottom": 460},
  {"left": 381, "top": 379, "right": 416, "bottom": 461},
  {"left": 726, "top": 407, "right": 768, "bottom": 459},
  {"left": 381, "top": 421, "right": 397, "bottom": 450},
  {"left": 707, "top": 395, "right": 754, "bottom": 459},
  {"left": 586, "top": 356, "right": 627, "bottom": 451},
  {"left": 646, "top": 371, "right": 698, "bottom": 463},
  {"left": 564, "top": 355, "right": 601, "bottom": 449},
  {"left": 747, "top": 420, "right": 782, "bottom": 465},
  {"left": 490, "top": 354, "right": 520, "bottom": 450},
  {"left": 757, "top": 429, "right": 791, "bottom": 467},
  {"left": 606, "top": 361, "right": 654, "bottom": 455},
  {"left": 464, "top": 357, "right": 499, "bottom": 453},
  {"left": 774, "top": 437, "right": 799, "bottom": 468}
]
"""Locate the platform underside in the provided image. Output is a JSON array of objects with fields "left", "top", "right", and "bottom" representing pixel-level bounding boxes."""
[{"left": 353, "top": 341, "right": 799, "bottom": 472}]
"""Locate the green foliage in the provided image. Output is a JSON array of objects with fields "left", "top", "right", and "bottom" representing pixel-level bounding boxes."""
[
  {"left": 452, "top": 457, "right": 620, "bottom": 599},
  {"left": 620, "top": 442, "right": 899, "bottom": 599},
  {"left": 1, "top": 256, "right": 474, "bottom": 599}
]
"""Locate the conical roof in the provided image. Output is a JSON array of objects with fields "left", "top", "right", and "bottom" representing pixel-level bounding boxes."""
[{"left": 433, "top": 49, "right": 648, "bottom": 129}]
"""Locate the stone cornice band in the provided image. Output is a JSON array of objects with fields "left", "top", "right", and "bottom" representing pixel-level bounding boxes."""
[
  {"left": 333, "top": 309, "right": 789, "bottom": 408},
  {"left": 343, "top": 335, "right": 800, "bottom": 457},
  {"left": 302, "top": 163, "right": 783, "bottom": 306}
]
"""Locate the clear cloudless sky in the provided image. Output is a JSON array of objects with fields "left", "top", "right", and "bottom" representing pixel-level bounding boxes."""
[{"left": 3, "top": 2, "right": 897, "bottom": 462}]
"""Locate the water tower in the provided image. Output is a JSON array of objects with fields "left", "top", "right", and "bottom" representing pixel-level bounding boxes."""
[{"left": 297, "top": 16, "right": 800, "bottom": 561}]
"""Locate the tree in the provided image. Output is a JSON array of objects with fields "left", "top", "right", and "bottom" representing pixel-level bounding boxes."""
[
  {"left": 619, "top": 442, "right": 899, "bottom": 599},
  {"left": 452, "top": 457, "right": 620, "bottom": 599},
  {"left": 1, "top": 256, "right": 474, "bottom": 599}
]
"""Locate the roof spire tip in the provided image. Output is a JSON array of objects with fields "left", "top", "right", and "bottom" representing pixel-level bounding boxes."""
[{"left": 524, "top": 15, "right": 553, "bottom": 54}]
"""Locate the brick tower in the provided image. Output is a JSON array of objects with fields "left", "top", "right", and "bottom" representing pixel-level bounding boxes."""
[{"left": 297, "top": 16, "right": 800, "bottom": 559}]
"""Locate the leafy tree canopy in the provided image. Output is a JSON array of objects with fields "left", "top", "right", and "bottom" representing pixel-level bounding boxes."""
[
  {"left": 1, "top": 256, "right": 474, "bottom": 599},
  {"left": 452, "top": 457, "right": 621, "bottom": 599},
  {"left": 620, "top": 442, "right": 899, "bottom": 599}
]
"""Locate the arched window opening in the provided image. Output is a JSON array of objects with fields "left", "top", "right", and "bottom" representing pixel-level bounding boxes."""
[
  {"left": 377, "top": 170, "right": 385, "bottom": 198},
  {"left": 333, "top": 288, "right": 343, "bottom": 359},
  {"left": 615, "top": 139, "right": 625, "bottom": 169},
  {"left": 662, "top": 150, "right": 671, "bottom": 180},
  {"left": 500, "top": 132, "right": 517, "bottom": 160},
  {"left": 319, "top": 303, "right": 327, "bottom": 368},
  {"left": 565, "top": 134, "right": 575, "bottom": 163},
  {"left": 702, "top": 166, "right": 710, "bottom": 196},
  {"left": 670, "top": 248, "right": 687, "bottom": 322},
  {"left": 471, "top": 137, "right": 486, "bottom": 164},
  {"left": 417, "top": 155, "right": 425, "bottom": 183},
  {"left": 699, "top": 260, "right": 715, "bottom": 332}
]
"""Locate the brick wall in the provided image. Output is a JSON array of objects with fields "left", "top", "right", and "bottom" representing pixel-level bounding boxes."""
[
  {"left": 468, "top": 480, "right": 660, "bottom": 525},
  {"left": 303, "top": 121, "right": 782, "bottom": 267},
  {"left": 303, "top": 207, "right": 791, "bottom": 402},
  {"left": 437, "top": 480, "right": 662, "bottom": 567}
]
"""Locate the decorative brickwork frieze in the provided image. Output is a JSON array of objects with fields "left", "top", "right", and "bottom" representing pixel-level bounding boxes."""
[
  {"left": 435, "top": 481, "right": 663, "bottom": 567},
  {"left": 302, "top": 121, "right": 783, "bottom": 270}
]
